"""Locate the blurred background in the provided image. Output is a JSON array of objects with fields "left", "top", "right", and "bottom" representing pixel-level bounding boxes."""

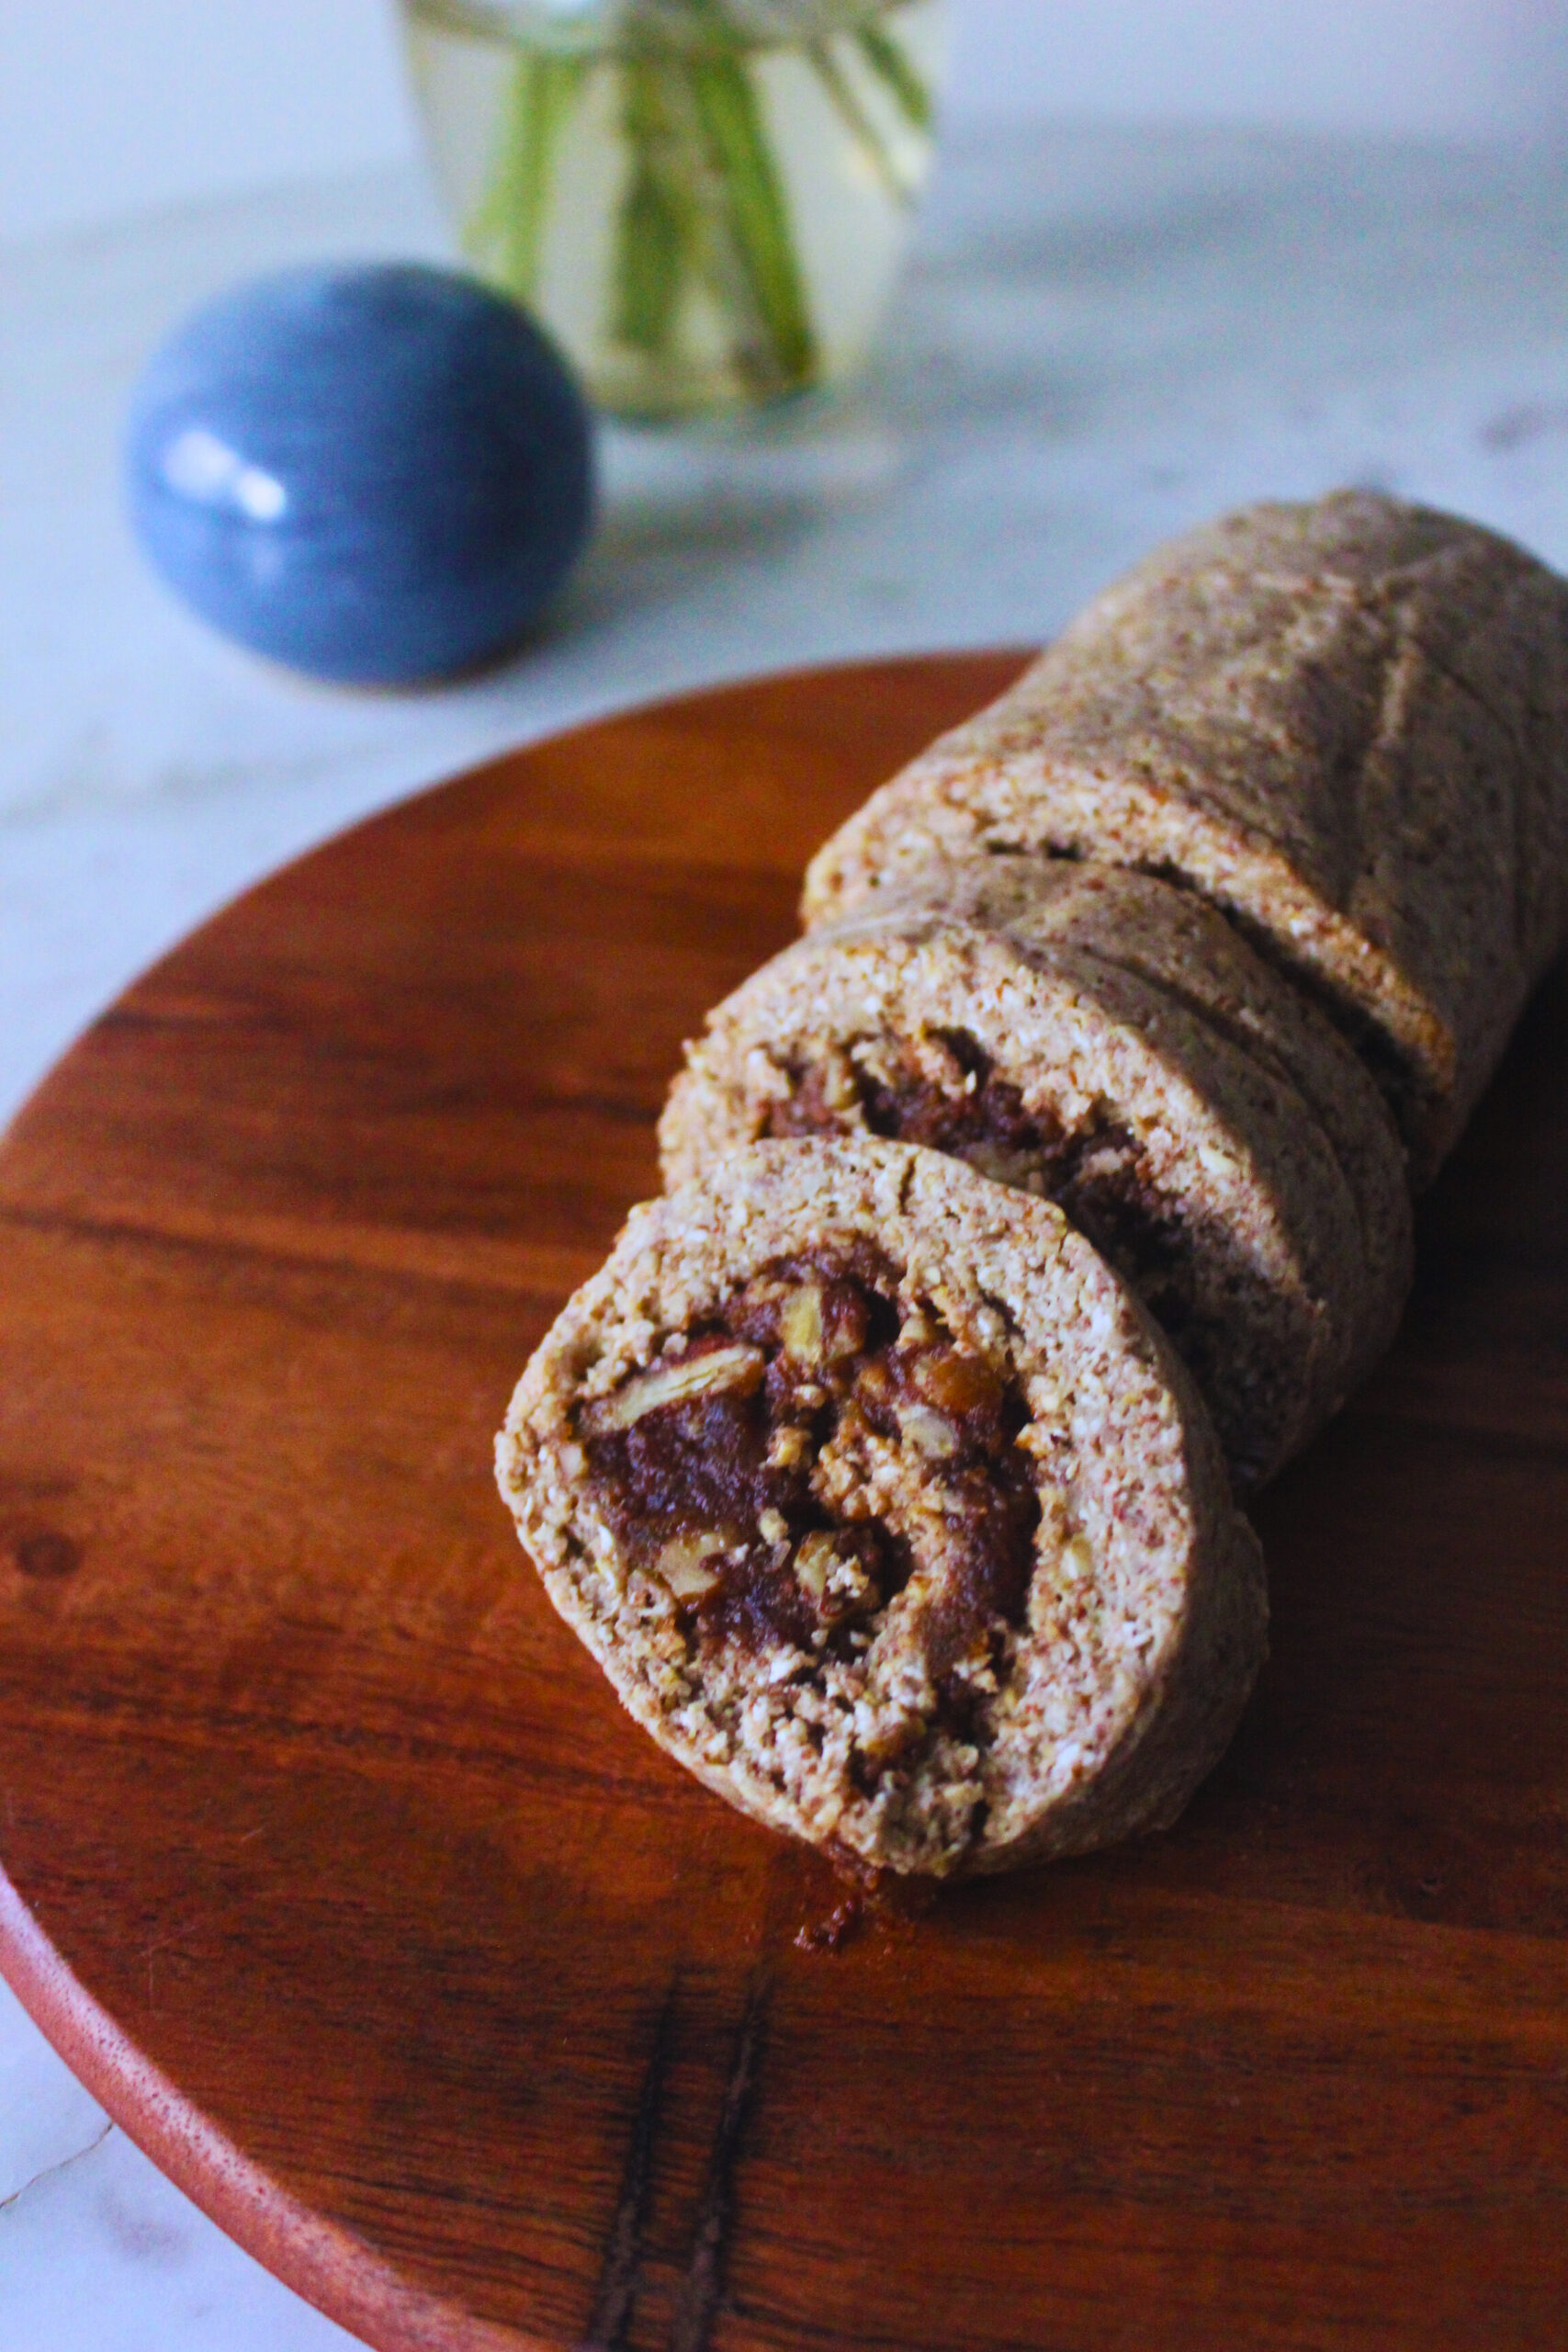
[
  {"left": 4, "top": 8, "right": 1568, "bottom": 2346},
  {"left": 6, "top": 0, "right": 1568, "bottom": 241}
]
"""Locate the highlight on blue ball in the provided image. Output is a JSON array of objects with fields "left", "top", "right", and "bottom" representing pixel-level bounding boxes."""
[{"left": 124, "top": 262, "right": 595, "bottom": 685}]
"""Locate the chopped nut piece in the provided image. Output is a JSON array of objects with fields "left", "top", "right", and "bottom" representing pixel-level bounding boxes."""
[
  {"left": 823, "top": 1290, "right": 867, "bottom": 1360},
  {"left": 779, "top": 1283, "right": 825, "bottom": 1364},
  {"left": 795, "top": 1530, "right": 875, "bottom": 1618},
  {"left": 827, "top": 1555, "right": 875, "bottom": 1612},
  {"left": 581, "top": 1343, "right": 762, "bottom": 1433},
  {"left": 794, "top": 1530, "right": 840, "bottom": 1600},
  {"left": 655, "top": 1532, "right": 727, "bottom": 1600},
  {"left": 1032, "top": 1482, "right": 1070, "bottom": 1548},
  {"left": 944, "top": 1639, "right": 999, "bottom": 1694},
  {"left": 766, "top": 1423, "right": 813, "bottom": 1470},
  {"left": 758, "top": 1507, "right": 789, "bottom": 1544},
  {"left": 896, "top": 1402, "right": 959, "bottom": 1459},
  {"left": 853, "top": 1705, "right": 926, "bottom": 1769},
  {"left": 819, "top": 1048, "right": 861, "bottom": 1113},
  {"left": 960, "top": 1141, "right": 1031, "bottom": 1187},
  {"left": 1077, "top": 1143, "right": 1138, "bottom": 1188},
  {"left": 1061, "top": 1533, "right": 1095, "bottom": 1583}
]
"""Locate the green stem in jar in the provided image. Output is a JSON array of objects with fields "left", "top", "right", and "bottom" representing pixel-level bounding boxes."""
[
  {"left": 804, "top": 32, "right": 919, "bottom": 206},
  {"left": 682, "top": 26, "right": 818, "bottom": 395},
  {"left": 853, "top": 18, "right": 934, "bottom": 133},
  {"left": 612, "top": 60, "right": 695, "bottom": 356},
  {"left": 610, "top": 53, "right": 784, "bottom": 398},
  {"left": 464, "top": 1, "right": 912, "bottom": 405},
  {"left": 464, "top": 48, "right": 591, "bottom": 302}
]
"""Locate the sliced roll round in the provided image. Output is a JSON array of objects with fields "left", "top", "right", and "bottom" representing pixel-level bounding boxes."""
[
  {"left": 661, "top": 859, "right": 1411, "bottom": 1491},
  {"left": 496, "top": 1137, "right": 1267, "bottom": 1880},
  {"left": 802, "top": 492, "right": 1568, "bottom": 1180}
]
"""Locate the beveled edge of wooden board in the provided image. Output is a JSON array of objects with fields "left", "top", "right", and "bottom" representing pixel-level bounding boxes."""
[
  {"left": 0, "top": 651, "right": 1034, "bottom": 2351},
  {"left": 0, "top": 1865, "right": 536, "bottom": 2352}
]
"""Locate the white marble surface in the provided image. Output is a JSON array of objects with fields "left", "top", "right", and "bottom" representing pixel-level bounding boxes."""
[
  {"left": 4, "top": 119, "right": 1568, "bottom": 2349},
  {"left": 12, "top": 0, "right": 1566, "bottom": 242}
]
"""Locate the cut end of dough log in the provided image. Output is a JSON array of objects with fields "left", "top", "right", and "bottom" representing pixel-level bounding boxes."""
[{"left": 496, "top": 1138, "right": 1267, "bottom": 1879}]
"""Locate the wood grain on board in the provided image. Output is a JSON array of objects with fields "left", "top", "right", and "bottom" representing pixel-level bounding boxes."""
[{"left": 1, "top": 653, "right": 1565, "bottom": 2352}]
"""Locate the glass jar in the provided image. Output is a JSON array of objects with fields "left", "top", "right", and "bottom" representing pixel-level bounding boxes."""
[{"left": 402, "top": 0, "right": 949, "bottom": 418}]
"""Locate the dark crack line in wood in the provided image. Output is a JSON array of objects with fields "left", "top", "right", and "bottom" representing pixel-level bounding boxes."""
[
  {"left": 667, "top": 1973, "right": 771, "bottom": 2352},
  {"left": 578, "top": 1977, "right": 680, "bottom": 2352}
]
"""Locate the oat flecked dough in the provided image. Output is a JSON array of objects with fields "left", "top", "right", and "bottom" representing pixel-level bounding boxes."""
[{"left": 802, "top": 492, "right": 1568, "bottom": 1181}]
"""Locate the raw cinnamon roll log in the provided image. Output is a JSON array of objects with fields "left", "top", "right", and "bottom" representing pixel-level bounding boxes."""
[
  {"left": 496, "top": 1137, "right": 1267, "bottom": 1879},
  {"left": 662, "top": 862, "right": 1411, "bottom": 1491},
  {"left": 802, "top": 492, "right": 1568, "bottom": 1180}
]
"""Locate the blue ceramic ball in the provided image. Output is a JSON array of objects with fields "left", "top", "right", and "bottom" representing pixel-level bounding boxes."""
[{"left": 125, "top": 263, "right": 594, "bottom": 684}]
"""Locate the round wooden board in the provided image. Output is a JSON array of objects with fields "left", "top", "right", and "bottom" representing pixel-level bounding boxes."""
[{"left": 3, "top": 653, "right": 1567, "bottom": 2352}]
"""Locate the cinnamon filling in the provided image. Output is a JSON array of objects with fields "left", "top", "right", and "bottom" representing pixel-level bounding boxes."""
[
  {"left": 765, "top": 1033, "right": 1190, "bottom": 1333},
  {"left": 579, "top": 1250, "right": 1040, "bottom": 1707}
]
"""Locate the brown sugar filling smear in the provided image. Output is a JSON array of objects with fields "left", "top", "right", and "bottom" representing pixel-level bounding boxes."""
[
  {"left": 579, "top": 1248, "right": 1041, "bottom": 1733},
  {"left": 763, "top": 1035, "right": 1190, "bottom": 1337}
]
